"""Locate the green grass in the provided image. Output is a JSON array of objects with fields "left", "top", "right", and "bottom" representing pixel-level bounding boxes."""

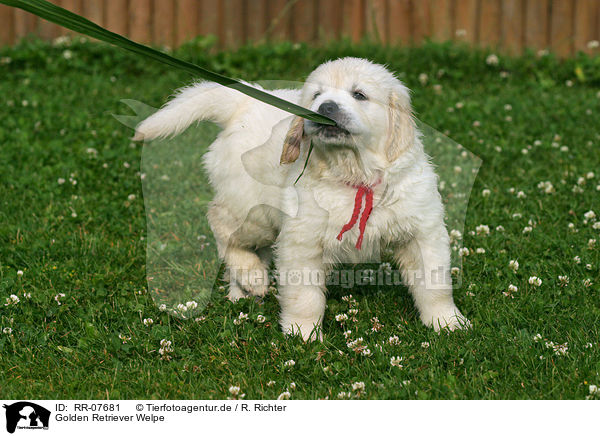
[{"left": 1, "top": 36, "right": 599, "bottom": 400}]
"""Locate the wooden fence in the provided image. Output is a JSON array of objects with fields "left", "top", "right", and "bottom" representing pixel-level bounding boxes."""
[{"left": 0, "top": 0, "right": 598, "bottom": 56}]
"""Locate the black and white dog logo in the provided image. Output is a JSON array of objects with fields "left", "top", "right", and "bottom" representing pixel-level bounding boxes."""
[{"left": 3, "top": 402, "right": 50, "bottom": 433}]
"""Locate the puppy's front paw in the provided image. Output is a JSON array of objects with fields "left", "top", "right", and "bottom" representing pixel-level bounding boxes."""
[
  {"left": 280, "top": 318, "right": 323, "bottom": 342},
  {"left": 421, "top": 306, "right": 471, "bottom": 332}
]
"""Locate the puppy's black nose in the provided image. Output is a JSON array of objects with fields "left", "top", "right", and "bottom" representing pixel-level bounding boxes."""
[{"left": 318, "top": 100, "right": 339, "bottom": 116}]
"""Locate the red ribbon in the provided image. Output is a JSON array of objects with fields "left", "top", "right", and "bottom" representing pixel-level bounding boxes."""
[{"left": 336, "top": 182, "right": 377, "bottom": 250}]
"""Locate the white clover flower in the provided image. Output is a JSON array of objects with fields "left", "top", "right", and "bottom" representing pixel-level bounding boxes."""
[
  {"left": 289, "top": 382, "right": 296, "bottom": 390},
  {"left": 351, "top": 381, "right": 366, "bottom": 392},
  {"left": 509, "top": 260, "right": 519, "bottom": 272},
  {"left": 584, "top": 210, "right": 596, "bottom": 220},
  {"left": 267, "top": 380, "right": 276, "bottom": 387},
  {"left": 450, "top": 229, "right": 462, "bottom": 240},
  {"left": 54, "top": 293, "right": 65, "bottom": 305},
  {"left": 176, "top": 303, "right": 187, "bottom": 312},
  {"left": 589, "top": 385, "right": 598, "bottom": 395},
  {"left": 523, "top": 226, "right": 533, "bottom": 234},
  {"left": 451, "top": 267, "right": 460, "bottom": 276},
  {"left": 588, "top": 239, "right": 596, "bottom": 249},
  {"left": 459, "top": 247, "right": 470, "bottom": 257},
  {"left": 337, "top": 391, "right": 350, "bottom": 399},
  {"left": 418, "top": 73, "right": 428, "bottom": 85},
  {"left": 118, "top": 333, "right": 131, "bottom": 343},
  {"left": 16, "top": 270, "right": 23, "bottom": 277},
  {"left": 476, "top": 248, "right": 485, "bottom": 254},
  {"left": 486, "top": 54, "right": 499, "bottom": 65},
  {"left": 228, "top": 385, "right": 241, "bottom": 395},
  {"left": 558, "top": 275, "right": 569, "bottom": 286},
  {"left": 185, "top": 301, "right": 198, "bottom": 310},
  {"left": 508, "top": 284, "right": 518, "bottom": 293},
  {"left": 574, "top": 256, "right": 581, "bottom": 264},
  {"left": 335, "top": 313, "right": 348, "bottom": 322},
  {"left": 421, "top": 342, "right": 430, "bottom": 349},
  {"left": 256, "top": 314, "right": 266, "bottom": 323},
  {"left": 388, "top": 335, "right": 401, "bottom": 346},
  {"left": 472, "top": 120, "right": 481, "bottom": 127},
  {"left": 537, "top": 181, "right": 554, "bottom": 194},
  {"left": 476, "top": 224, "right": 490, "bottom": 236},
  {"left": 593, "top": 222, "right": 600, "bottom": 230},
  {"left": 481, "top": 189, "right": 491, "bottom": 197},
  {"left": 583, "top": 278, "right": 593, "bottom": 288},
  {"left": 496, "top": 225, "right": 505, "bottom": 232},
  {"left": 284, "top": 359, "right": 295, "bottom": 368},
  {"left": 3, "top": 327, "right": 12, "bottom": 334},
  {"left": 57, "top": 177, "right": 66, "bottom": 185},
  {"left": 143, "top": 318, "right": 153, "bottom": 326},
  {"left": 533, "top": 333, "right": 543, "bottom": 342},
  {"left": 277, "top": 391, "right": 291, "bottom": 400},
  {"left": 528, "top": 276, "right": 542, "bottom": 287},
  {"left": 586, "top": 172, "right": 595, "bottom": 179},
  {"left": 390, "top": 356, "right": 404, "bottom": 367},
  {"left": 516, "top": 191, "right": 526, "bottom": 198},
  {"left": 158, "top": 304, "right": 167, "bottom": 311},
  {"left": 127, "top": 194, "right": 136, "bottom": 201}
]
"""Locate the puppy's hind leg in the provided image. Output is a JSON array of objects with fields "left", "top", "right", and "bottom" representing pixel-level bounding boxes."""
[{"left": 207, "top": 203, "right": 272, "bottom": 301}]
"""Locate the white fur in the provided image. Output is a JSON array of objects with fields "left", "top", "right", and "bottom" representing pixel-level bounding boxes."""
[{"left": 135, "top": 57, "right": 469, "bottom": 341}]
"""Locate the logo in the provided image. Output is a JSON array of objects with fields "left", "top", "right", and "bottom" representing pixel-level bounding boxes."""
[{"left": 3, "top": 402, "right": 50, "bottom": 434}]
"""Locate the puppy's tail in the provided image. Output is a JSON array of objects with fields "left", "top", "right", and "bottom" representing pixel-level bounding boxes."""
[{"left": 132, "top": 81, "right": 251, "bottom": 141}]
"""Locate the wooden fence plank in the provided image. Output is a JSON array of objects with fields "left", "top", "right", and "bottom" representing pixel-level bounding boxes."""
[
  {"left": 222, "top": 0, "right": 245, "bottom": 48},
  {"left": 412, "top": 0, "right": 432, "bottom": 43},
  {"left": 454, "top": 0, "right": 477, "bottom": 43},
  {"left": 199, "top": 0, "right": 220, "bottom": 38},
  {"left": 0, "top": 0, "right": 593, "bottom": 57},
  {"left": 291, "top": 0, "right": 316, "bottom": 42},
  {"left": 266, "top": 0, "right": 292, "bottom": 41},
  {"left": 317, "top": 0, "right": 342, "bottom": 41},
  {"left": 524, "top": 0, "right": 549, "bottom": 51},
  {"left": 430, "top": 0, "right": 452, "bottom": 41},
  {"left": 501, "top": 0, "right": 524, "bottom": 54},
  {"left": 176, "top": 0, "right": 199, "bottom": 46},
  {"left": 13, "top": 9, "right": 37, "bottom": 41},
  {"left": 0, "top": 4, "right": 14, "bottom": 45},
  {"left": 479, "top": 0, "right": 501, "bottom": 47},
  {"left": 105, "top": 0, "right": 128, "bottom": 37},
  {"left": 573, "top": 0, "right": 598, "bottom": 53},
  {"left": 388, "top": 0, "right": 411, "bottom": 44},
  {"left": 365, "top": 0, "right": 387, "bottom": 43},
  {"left": 129, "top": 0, "right": 152, "bottom": 43},
  {"left": 341, "top": 0, "right": 365, "bottom": 42},
  {"left": 153, "top": 0, "right": 175, "bottom": 47},
  {"left": 550, "top": 0, "right": 574, "bottom": 56},
  {"left": 246, "top": 0, "right": 268, "bottom": 42}
]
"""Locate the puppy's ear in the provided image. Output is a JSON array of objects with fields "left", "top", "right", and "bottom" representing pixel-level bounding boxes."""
[
  {"left": 385, "top": 91, "right": 415, "bottom": 162},
  {"left": 280, "top": 116, "right": 304, "bottom": 164}
]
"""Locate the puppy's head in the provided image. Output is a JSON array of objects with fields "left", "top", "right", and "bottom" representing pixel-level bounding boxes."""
[{"left": 281, "top": 57, "right": 414, "bottom": 164}]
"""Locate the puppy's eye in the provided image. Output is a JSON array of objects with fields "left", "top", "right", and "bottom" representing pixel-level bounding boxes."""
[
  {"left": 352, "top": 90, "right": 367, "bottom": 101},
  {"left": 313, "top": 91, "right": 321, "bottom": 100}
]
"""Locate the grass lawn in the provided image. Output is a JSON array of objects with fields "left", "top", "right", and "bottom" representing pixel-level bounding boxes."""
[{"left": 1, "top": 36, "right": 599, "bottom": 400}]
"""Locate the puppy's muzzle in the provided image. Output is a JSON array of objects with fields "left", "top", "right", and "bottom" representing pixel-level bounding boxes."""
[
  {"left": 318, "top": 100, "right": 340, "bottom": 117},
  {"left": 311, "top": 100, "right": 350, "bottom": 138}
]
